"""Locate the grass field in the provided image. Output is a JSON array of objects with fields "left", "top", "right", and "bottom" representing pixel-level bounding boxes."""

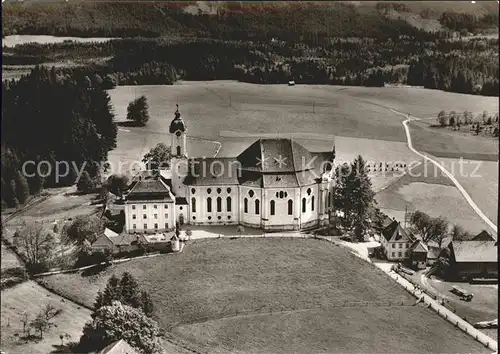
[
  {"left": 438, "top": 158, "right": 498, "bottom": 228},
  {"left": 0, "top": 280, "right": 91, "bottom": 354},
  {"left": 1, "top": 243, "right": 22, "bottom": 270},
  {"left": 39, "top": 238, "right": 488, "bottom": 353}
]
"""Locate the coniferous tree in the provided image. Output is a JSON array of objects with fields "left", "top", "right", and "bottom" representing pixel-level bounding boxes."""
[
  {"left": 120, "top": 272, "right": 142, "bottom": 308},
  {"left": 14, "top": 170, "right": 30, "bottom": 205}
]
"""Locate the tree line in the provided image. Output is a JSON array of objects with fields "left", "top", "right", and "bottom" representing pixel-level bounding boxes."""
[
  {"left": 1, "top": 65, "right": 117, "bottom": 208},
  {"left": 6, "top": 34, "right": 498, "bottom": 96},
  {"left": 2, "top": 1, "right": 441, "bottom": 41}
]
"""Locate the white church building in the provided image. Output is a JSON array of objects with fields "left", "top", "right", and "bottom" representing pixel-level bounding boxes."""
[{"left": 123, "top": 105, "right": 336, "bottom": 232}]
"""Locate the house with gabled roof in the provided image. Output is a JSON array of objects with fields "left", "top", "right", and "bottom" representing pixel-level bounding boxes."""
[
  {"left": 92, "top": 228, "right": 149, "bottom": 254},
  {"left": 472, "top": 230, "right": 496, "bottom": 242},
  {"left": 379, "top": 220, "right": 415, "bottom": 261},
  {"left": 122, "top": 105, "right": 336, "bottom": 232},
  {"left": 97, "top": 339, "right": 138, "bottom": 354},
  {"left": 446, "top": 240, "right": 498, "bottom": 280},
  {"left": 409, "top": 240, "right": 428, "bottom": 269}
]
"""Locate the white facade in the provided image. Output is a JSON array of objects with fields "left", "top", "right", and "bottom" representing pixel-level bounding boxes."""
[
  {"left": 380, "top": 237, "right": 412, "bottom": 261},
  {"left": 124, "top": 200, "right": 175, "bottom": 233},
  {"left": 123, "top": 106, "right": 336, "bottom": 233}
]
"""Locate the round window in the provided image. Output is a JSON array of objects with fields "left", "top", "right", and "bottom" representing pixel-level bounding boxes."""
[
  {"left": 192, "top": 216, "right": 196, "bottom": 220},
  {"left": 307, "top": 188, "right": 311, "bottom": 196},
  {"left": 217, "top": 188, "right": 222, "bottom": 194},
  {"left": 227, "top": 188, "right": 232, "bottom": 194},
  {"left": 228, "top": 215, "right": 231, "bottom": 220},
  {"left": 208, "top": 216, "right": 212, "bottom": 220},
  {"left": 207, "top": 188, "right": 212, "bottom": 194},
  {"left": 249, "top": 190, "right": 254, "bottom": 198},
  {"left": 191, "top": 188, "right": 196, "bottom": 194},
  {"left": 218, "top": 216, "right": 222, "bottom": 220}
]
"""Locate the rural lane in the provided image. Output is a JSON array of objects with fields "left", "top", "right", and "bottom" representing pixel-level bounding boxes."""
[{"left": 395, "top": 109, "right": 497, "bottom": 233}]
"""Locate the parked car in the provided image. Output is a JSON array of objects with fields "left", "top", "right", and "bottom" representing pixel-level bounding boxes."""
[
  {"left": 450, "top": 285, "right": 474, "bottom": 301},
  {"left": 473, "top": 319, "right": 498, "bottom": 329}
]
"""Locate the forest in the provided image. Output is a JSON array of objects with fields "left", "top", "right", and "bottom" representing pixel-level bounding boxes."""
[{"left": 1, "top": 66, "right": 117, "bottom": 208}]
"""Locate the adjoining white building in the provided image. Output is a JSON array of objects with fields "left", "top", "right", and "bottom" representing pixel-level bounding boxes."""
[
  {"left": 379, "top": 220, "right": 415, "bottom": 261},
  {"left": 123, "top": 105, "right": 336, "bottom": 232}
]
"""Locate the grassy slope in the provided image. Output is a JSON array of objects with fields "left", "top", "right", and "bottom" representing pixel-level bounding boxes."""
[
  {"left": 0, "top": 280, "right": 91, "bottom": 354},
  {"left": 39, "top": 238, "right": 488, "bottom": 353}
]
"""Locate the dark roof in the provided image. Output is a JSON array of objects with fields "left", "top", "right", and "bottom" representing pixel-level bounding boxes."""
[
  {"left": 451, "top": 241, "right": 497, "bottom": 263},
  {"left": 175, "top": 197, "right": 189, "bottom": 205},
  {"left": 184, "top": 157, "right": 240, "bottom": 186},
  {"left": 237, "top": 138, "right": 327, "bottom": 173},
  {"left": 382, "top": 221, "right": 414, "bottom": 243},
  {"left": 126, "top": 172, "right": 174, "bottom": 201},
  {"left": 169, "top": 105, "right": 187, "bottom": 134},
  {"left": 185, "top": 139, "right": 333, "bottom": 188},
  {"left": 472, "top": 230, "right": 496, "bottom": 241}
]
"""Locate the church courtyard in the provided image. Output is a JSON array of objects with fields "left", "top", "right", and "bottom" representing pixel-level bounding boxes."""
[{"left": 39, "top": 237, "right": 488, "bottom": 354}]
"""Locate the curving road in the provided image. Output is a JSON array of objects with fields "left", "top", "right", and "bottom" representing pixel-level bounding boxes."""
[{"left": 393, "top": 109, "right": 497, "bottom": 234}]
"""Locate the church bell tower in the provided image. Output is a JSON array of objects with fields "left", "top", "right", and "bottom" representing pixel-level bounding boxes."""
[{"left": 169, "top": 104, "right": 188, "bottom": 198}]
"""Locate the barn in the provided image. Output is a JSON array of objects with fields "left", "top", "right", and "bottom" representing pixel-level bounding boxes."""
[{"left": 447, "top": 240, "right": 498, "bottom": 281}]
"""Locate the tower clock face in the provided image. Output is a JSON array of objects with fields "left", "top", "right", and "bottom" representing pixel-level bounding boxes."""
[{"left": 176, "top": 131, "right": 181, "bottom": 137}]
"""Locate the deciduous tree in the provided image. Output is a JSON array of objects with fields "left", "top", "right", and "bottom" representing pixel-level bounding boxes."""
[
  {"left": 142, "top": 143, "right": 172, "bottom": 170},
  {"left": 13, "top": 222, "right": 57, "bottom": 272},
  {"left": 79, "top": 301, "right": 161, "bottom": 354},
  {"left": 127, "top": 96, "right": 150, "bottom": 126}
]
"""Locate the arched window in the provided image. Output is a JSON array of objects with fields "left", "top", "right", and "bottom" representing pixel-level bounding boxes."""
[
  {"left": 288, "top": 199, "right": 293, "bottom": 215},
  {"left": 255, "top": 199, "right": 260, "bottom": 215},
  {"left": 217, "top": 197, "right": 222, "bottom": 212},
  {"left": 302, "top": 198, "right": 306, "bottom": 213},
  {"left": 328, "top": 191, "right": 332, "bottom": 207},
  {"left": 207, "top": 197, "right": 212, "bottom": 213},
  {"left": 226, "top": 197, "right": 232, "bottom": 212},
  {"left": 191, "top": 198, "right": 196, "bottom": 213},
  {"left": 176, "top": 146, "right": 181, "bottom": 156},
  {"left": 279, "top": 191, "right": 284, "bottom": 199},
  {"left": 311, "top": 196, "right": 315, "bottom": 211},
  {"left": 244, "top": 198, "right": 248, "bottom": 213},
  {"left": 270, "top": 200, "right": 275, "bottom": 216}
]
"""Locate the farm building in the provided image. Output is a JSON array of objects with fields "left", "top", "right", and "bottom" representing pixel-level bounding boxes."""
[
  {"left": 409, "top": 240, "right": 428, "bottom": 269},
  {"left": 446, "top": 240, "right": 498, "bottom": 281},
  {"left": 97, "top": 339, "right": 138, "bottom": 354},
  {"left": 472, "top": 230, "right": 496, "bottom": 241},
  {"left": 91, "top": 228, "right": 148, "bottom": 254},
  {"left": 123, "top": 105, "right": 336, "bottom": 232},
  {"left": 379, "top": 220, "right": 415, "bottom": 261}
]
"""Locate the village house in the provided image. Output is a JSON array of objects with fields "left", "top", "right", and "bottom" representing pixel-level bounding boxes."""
[
  {"left": 91, "top": 228, "right": 149, "bottom": 254},
  {"left": 97, "top": 339, "right": 138, "bottom": 354},
  {"left": 379, "top": 220, "right": 415, "bottom": 261},
  {"left": 409, "top": 240, "right": 428, "bottom": 269},
  {"left": 446, "top": 239, "right": 498, "bottom": 281}
]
